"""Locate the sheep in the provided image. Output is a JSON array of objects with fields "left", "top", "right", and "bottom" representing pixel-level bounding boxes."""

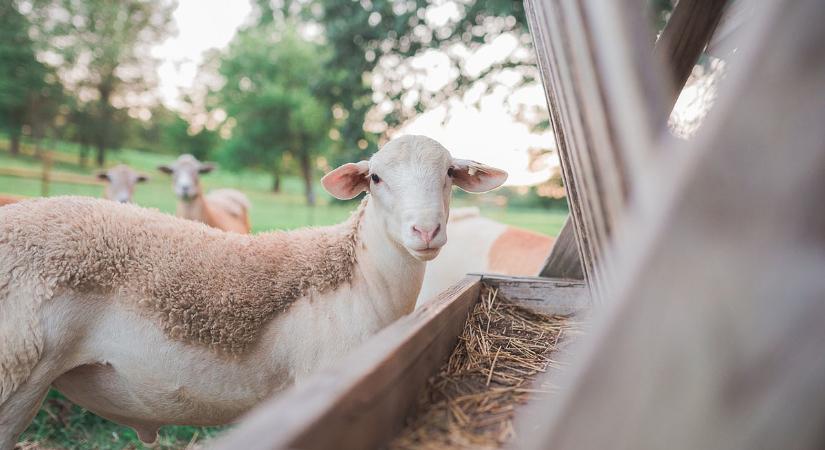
[
  {"left": 0, "top": 195, "right": 24, "bottom": 207},
  {"left": 158, "top": 154, "right": 251, "bottom": 234},
  {"left": 0, "top": 135, "right": 507, "bottom": 447},
  {"left": 416, "top": 207, "right": 555, "bottom": 307},
  {"left": 97, "top": 164, "right": 149, "bottom": 204}
]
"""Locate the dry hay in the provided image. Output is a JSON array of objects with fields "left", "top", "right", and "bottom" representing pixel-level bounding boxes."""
[{"left": 389, "top": 286, "right": 579, "bottom": 450}]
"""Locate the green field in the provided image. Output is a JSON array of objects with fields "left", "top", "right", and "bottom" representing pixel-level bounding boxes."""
[
  {"left": 3, "top": 142, "right": 567, "bottom": 449},
  {"left": 0, "top": 143, "right": 567, "bottom": 235}
]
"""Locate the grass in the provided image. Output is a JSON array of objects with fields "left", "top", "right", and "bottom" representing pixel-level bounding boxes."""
[
  {"left": 2, "top": 140, "right": 567, "bottom": 449},
  {"left": 19, "top": 391, "right": 225, "bottom": 450},
  {"left": 0, "top": 145, "right": 567, "bottom": 235}
]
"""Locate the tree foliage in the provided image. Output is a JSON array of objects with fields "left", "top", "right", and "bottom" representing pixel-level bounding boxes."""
[
  {"left": 312, "top": 0, "right": 535, "bottom": 163},
  {"left": 28, "top": 0, "right": 175, "bottom": 165},
  {"left": 0, "top": 2, "right": 52, "bottom": 154},
  {"left": 213, "top": 23, "right": 330, "bottom": 204}
]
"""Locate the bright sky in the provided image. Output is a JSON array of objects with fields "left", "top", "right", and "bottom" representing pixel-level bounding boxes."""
[
  {"left": 152, "top": 0, "right": 252, "bottom": 108},
  {"left": 151, "top": 0, "right": 558, "bottom": 186}
]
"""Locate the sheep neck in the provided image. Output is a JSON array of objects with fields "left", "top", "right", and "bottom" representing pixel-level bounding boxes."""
[
  {"left": 177, "top": 193, "right": 214, "bottom": 226},
  {"left": 355, "top": 196, "right": 426, "bottom": 322}
]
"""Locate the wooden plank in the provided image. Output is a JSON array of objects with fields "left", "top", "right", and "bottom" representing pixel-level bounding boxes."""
[
  {"left": 525, "top": 0, "right": 615, "bottom": 301},
  {"left": 654, "top": 0, "right": 729, "bottom": 109},
  {"left": 707, "top": 0, "right": 752, "bottom": 57},
  {"left": 582, "top": 0, "right": 671, "bottom": 175},
  {"left": 211, "top": 276, "right": 482, "bottom": 450},
  {"left": 0, "top": 167, "right": 103, "bottom": 186},
  {"left": 1, "top": 143, "right": 79, "bottom": 165},
  {"left": 521, "top": 1, "right": 825, "bottom": 448},
  {"left": 479, "top": 274, "right": 590, "bottom": 316},
  {"left": 526, "top": 0, "right": 669, "bottom": 302},
  {"left": 539, "top": 216, "right": 584, "bottom": 280}
]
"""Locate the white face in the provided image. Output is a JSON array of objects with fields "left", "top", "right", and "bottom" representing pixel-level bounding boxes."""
[
  {"left": 99, "top": 165, "right": 148, "bottom": 204},
  {"left": 322, "top": 135, "right": 508, "bottom": 262},
  {"left": 158, "top": 155, "right": 215, "bottom": 201}
]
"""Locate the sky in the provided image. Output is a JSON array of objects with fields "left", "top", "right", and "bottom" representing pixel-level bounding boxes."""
[{"left": 150, "top": 0, "right": 558, "bottom": 186}]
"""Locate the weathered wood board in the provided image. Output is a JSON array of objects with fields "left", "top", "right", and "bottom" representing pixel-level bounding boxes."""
[
  {"left": 538, "top": 216, "right": 584, "bottom": 280},
  {"left": 210, "top": 275, "right": 591, "bottom": 450},
  {"left": 525, "top": 0, "right": 669, "bottom": 301},
  {"left": 210, "top": 277, "right": 482, "bottom": 450},
  {"left": 654, "top": 0, "right": 729, "bottom": 109},
  {"left": 521, "top": 1, "right": 825, "bottom": 449},
  {"left": 479, "top": 274, "right": 589, "bottom": 316}
]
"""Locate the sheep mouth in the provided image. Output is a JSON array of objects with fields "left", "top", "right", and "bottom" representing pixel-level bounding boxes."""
[{"left": 409, "top": 247, "right": 441, "bottom": 261}]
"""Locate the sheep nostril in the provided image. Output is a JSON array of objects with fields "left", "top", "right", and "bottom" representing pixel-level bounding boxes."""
[{"left": 412, "top": 224, "right": 440, "bottom": 246}]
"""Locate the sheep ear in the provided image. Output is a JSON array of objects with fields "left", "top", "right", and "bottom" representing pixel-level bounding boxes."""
[
  {"left": 199, "top": 162, "right": 216, "bottom": 174},
  {"left": 322, "top": 161, "right": 370, "bottom": 200},
  {"left": 450, "top": 159, "right": 508, "bottom": 193},
  {"left": 136, "top": 174, "right": 149, "bottom": 183},
  {"left": 96, "top": 171, "right": 110, "bottom": 181},
  {"left": 158, "top": 165, "right": 174, "bottom": 175}
]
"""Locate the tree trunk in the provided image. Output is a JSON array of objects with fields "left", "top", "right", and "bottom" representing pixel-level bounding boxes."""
[
  {"left": 96, "top": 82, "right": 113, "bottom": 167},
  {"left": 272, "top": 169, "right": 281, "bottom": 193},
  {"left": 10, "top": 132, "right": 20, "bottom": 156},
  {"left": 79, "top": 142, "right": 89, "bottom": 167},
  {"left": 95, "top": 138, "right": 106, "bottom": 167},
  {"left": 299, "top": 151, "right": 315, "bottom": 206}
]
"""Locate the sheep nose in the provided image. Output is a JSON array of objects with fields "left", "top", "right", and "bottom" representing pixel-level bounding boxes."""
[{"left": 412, "top": 224, "right": 441, "bottom": 246}]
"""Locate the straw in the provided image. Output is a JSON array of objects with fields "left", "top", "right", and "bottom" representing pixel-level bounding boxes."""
[{"left": 389, "top": 286, "right": 579, "bottom": 450}]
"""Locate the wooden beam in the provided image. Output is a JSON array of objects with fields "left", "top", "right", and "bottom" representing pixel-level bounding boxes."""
[
  {"left": 525, "top": 0, "right": 669, "bottom": 301},
  {"left": 480, "top": 274, "right": 589, "bottom": 316},
  {"left": 539, "top": 216, "right": 584, "bottom": 280},
  {"left": 521, "top": 1, "right": 825, "bottom": 448},
  {"left": 211, "top": 276, "right": 482, "bottom": 450},
  {"left": 654, "top": 0, "right": 729, "bottom": 109}
]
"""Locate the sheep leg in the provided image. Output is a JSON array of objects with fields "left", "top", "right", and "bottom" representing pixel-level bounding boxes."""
[{"left": 0, "top": 379, "right": 50, "bottom": 450}]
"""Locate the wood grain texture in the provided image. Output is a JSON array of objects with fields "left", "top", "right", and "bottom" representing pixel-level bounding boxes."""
[
  {"left": 479, "top": 274, "right": 589, "bottom": 316},
  {"left": 522, "top": 2, "right": 825, "bottom": 448},
  {"left": 654, "top": 0, "right": 729, "bottom": 109},
  {"left": 525, "top": 0, "right": 669, "bottom": 302},
  {"left": 210, "top": 277, "right": 482, "bottom": 450},
  {"left": 539, "top": 216, "right": 584, "bottom": 280}
]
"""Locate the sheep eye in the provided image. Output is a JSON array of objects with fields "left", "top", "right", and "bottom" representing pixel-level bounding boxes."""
[
  {"left": 371, "top": 173, "right": 381, "bottom": 184},
  {"left": 447, "top": 168, "right": 455, "bottom": 178}
]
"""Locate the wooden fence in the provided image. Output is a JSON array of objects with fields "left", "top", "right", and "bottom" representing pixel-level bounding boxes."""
[{"left": 0, "top": 145, "right": 102, "bottom": 196}]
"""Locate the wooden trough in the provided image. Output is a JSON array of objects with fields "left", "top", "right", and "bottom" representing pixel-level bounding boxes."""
[
  {"left": 211, "top": 275, "right": 588, "bottom": 450},
  {"left": 213, "top": 0, "right": 825, "bottom": 448}
]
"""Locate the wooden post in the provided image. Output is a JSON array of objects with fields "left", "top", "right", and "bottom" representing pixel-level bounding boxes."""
[
  {"left": 538, "top": 216, "right": 584, "bottom": 280},
  {"left": 654, "top": 0, "right": 729, "bottom": 110},
  {"left": 525, "top": 0, "right": 669, "bottom": 301},
  {"left": 521, "top": 2, "right": 825, "bottom": 448}
]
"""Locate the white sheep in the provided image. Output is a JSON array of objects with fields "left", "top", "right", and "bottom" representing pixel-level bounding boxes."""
[
  {"left": 97, "top": 164, "right": 150, "bottom": 204},
  {"left": 416, "top": 208, "right": 555, "bottom": 307},
  {"left": 0, "top": 135, "right": 506, "bottom": 447},
  {"left": 158, "top": 154, "right": 252, "bottom": 233}
]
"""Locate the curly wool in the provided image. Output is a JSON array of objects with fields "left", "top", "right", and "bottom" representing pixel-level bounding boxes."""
[{"left": 0, "top": 196, "right": 364, "bottom": 357}]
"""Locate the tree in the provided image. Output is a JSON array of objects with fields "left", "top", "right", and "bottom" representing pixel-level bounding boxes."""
[
  {"left": 214, "top": 24, "right": 330, "bottom": 205},
  {"left": 0, "top": 2, "right": 48, "bottom": 155},
  {"left": 314, "top": 0, "right": 537, "bottom": 163},
  {"left": 29, "top": 0, "right": 174, "bottom": 166}
]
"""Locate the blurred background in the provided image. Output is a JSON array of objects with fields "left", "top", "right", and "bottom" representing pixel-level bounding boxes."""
[
  {"left": 0, "top": 0, "right": 577, "bottom": 238},
  {"left": 2, "top": 0, "right": 719, "bottom": 447}
]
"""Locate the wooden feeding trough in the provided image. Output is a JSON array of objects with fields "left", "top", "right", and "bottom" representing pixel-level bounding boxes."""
[
  {"left": 213, "top": 0, "right": 825, "bottom": 448},
  {"left": 212, "top": 275, "right": 589, "bottom": 450}
]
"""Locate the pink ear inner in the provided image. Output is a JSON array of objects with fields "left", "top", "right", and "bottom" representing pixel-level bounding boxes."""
[
  {"left": 451, "top": 159, "right": 508, "bottom": 193},
  {"left": 321, "top": 161, "right": 370, "bottom": 200}
]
